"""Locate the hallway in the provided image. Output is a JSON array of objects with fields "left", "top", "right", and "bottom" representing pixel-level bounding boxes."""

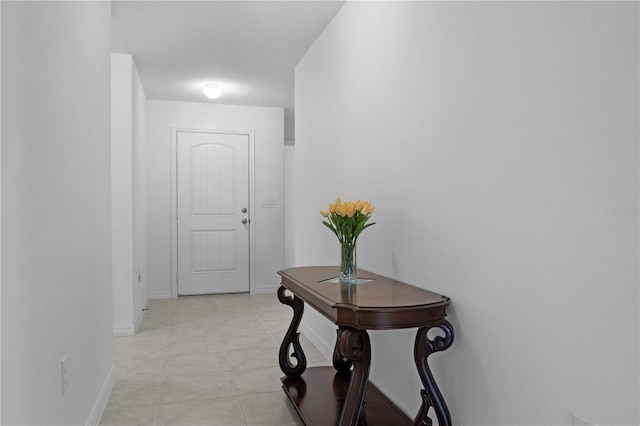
[{"left": 100, "top": 293, "right": 330, "bottom": 425}]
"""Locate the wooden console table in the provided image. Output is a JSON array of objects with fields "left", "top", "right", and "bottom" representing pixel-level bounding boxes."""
[{"left": 277, "top": 266, "right": 454, "bottom": 426}]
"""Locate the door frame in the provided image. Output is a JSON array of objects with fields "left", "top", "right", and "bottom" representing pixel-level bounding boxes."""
[{"left": 170, "top": 127, "right": 256, "bottom": 297}]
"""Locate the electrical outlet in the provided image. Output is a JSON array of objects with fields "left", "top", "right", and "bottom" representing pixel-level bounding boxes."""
[{"left": 61, "top": 355, "right": 69, "bottom": 395}]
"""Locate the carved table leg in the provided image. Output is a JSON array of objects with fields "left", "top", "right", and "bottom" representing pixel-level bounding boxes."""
[
  {"left": 413, "top": 320, "right": 454, "bottom": 426},
  {"left": 337, "top": 326, "right": 371, "bottom": 426},
  {"left": 333, "top": 327, "right": 354, "bottom": 374},
  {"left": 277, "top": 286, "right": 307, "bottom": 377}
]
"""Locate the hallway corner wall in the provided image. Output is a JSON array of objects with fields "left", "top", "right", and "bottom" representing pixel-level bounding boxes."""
[{"left": 111, "top": 53, "right": 148, "bottom": 335}]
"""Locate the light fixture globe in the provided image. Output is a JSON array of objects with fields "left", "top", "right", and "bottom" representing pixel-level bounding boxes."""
[{"left": 203, "top": 84, "right": 222, "bottom": 99}]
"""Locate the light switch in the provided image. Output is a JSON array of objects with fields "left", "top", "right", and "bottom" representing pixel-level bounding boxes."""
[{"left": 261, "top": 199, "right": 277, "bottom": 208}]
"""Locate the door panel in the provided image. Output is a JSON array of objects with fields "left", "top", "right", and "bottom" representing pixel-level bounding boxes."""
[
  {"left": 177, "top": 131, "right": 250, "bottom": 295},
  {"left": 191, "top": 144, "right": 235, "bottom": 215},
  {"left": 191, "top": 230, "right": 236, "bottom": 272}
]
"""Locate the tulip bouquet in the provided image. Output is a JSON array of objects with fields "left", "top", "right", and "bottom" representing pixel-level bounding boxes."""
[{"left": 320, "top": 198, "right": 375, "bottom": 283}]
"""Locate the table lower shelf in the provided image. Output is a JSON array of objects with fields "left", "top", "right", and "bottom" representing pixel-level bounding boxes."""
[{"left": 281, "top": 366, "right": 412, "bottom": 426}]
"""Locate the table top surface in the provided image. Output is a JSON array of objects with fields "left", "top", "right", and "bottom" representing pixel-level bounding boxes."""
[{"left": 278, "top": 266, "right": 449, "bottom": 329}]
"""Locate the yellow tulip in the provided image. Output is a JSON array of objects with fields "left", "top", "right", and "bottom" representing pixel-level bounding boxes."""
[
  {"left": 335, "top": 197, "right": 341, "bottom": 206},
  {"left": 320, "top": 210, "right": 329, "bottom": 217},
  {"left": 336, "top": 205, "right": 346, "bottom": 217},
  {"left": 329, "top": 203, "right": 336, "bottom": 213},
  {"left": 362, "top": 202, "right": 374, "bottom": 215}
]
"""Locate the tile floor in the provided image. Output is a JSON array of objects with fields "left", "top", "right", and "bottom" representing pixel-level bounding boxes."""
[{"left": 100, "top": 292, "right": 332, "bottom": 426}]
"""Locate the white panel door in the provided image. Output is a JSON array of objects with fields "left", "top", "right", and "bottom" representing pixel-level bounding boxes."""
[{"left": 177, "top": 131, "right": 250, "bottom": 295}]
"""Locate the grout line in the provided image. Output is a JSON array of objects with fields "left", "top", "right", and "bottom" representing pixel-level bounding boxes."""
[{"left": 236, "top": 394, "right": 250, "bottom": 426}]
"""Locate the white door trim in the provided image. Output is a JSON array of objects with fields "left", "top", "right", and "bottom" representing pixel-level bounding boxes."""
[{"left": 170, "top": 127, "right": 256, "bottom": 297}]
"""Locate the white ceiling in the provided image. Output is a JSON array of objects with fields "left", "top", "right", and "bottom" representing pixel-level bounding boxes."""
[{"left": 111, "top": 1, "right": 346, "bottom": 143}]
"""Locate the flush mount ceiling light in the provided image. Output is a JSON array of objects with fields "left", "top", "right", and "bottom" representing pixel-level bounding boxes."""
[{"left": 203, "top": 83, "right": 222, "bottom": 99}]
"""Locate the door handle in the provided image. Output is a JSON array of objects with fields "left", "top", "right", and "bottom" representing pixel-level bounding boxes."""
[
  {"left": 242, "top": 208, "right": 247, "bottom": 213},
  {"left": 242, "top": 218, "right": 248, "bottom": 224}
]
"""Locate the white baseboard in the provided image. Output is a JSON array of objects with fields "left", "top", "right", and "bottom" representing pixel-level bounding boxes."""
[
  {"left": 254, "top": 285, "right": 280, "bottom": 294},
  {"left": 86, "top": 365, "right": 116, "bottom": 426},
  {"left": 148, "top": 290, "right": 174, "bottom": 299},
  {"left": 300, "top": 321, "right": 335, "bottom": 360},
  {"left": 112, "top": 324, "right": 135, "bottom": 337}
]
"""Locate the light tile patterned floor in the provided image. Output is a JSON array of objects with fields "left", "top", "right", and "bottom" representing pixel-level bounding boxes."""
[{"left": 100, "top": 292, "right": 331, "bottom": 426}]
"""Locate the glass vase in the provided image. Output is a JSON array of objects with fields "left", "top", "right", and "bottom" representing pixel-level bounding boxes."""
[{"left": 339, "top": 241, "right": 357, "bottom": 283}]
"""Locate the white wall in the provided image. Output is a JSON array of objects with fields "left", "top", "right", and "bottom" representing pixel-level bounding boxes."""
[
  {"left": 0, "top": 4, "right": 3, "bottom": 421},
  {"left": 146, "top": 100, "right": 284, "bottom": 297},
  {"left": 132, "top": 60, "right": 148, "bottom": 323},
  {"left": 111, "top": 54, "right": 134, "bottom": 335},
  {"left": 284, "top": 145, "right": 295, "bottom": 267},
  {"left": 111, "top": 53, "right": 148, "bottom": 335},
  {"left": 1, "top": 2, "right": 114, "bottom": 424},
  {"left": 294, "top": 2, "right": 639, "bottom": 425}
]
